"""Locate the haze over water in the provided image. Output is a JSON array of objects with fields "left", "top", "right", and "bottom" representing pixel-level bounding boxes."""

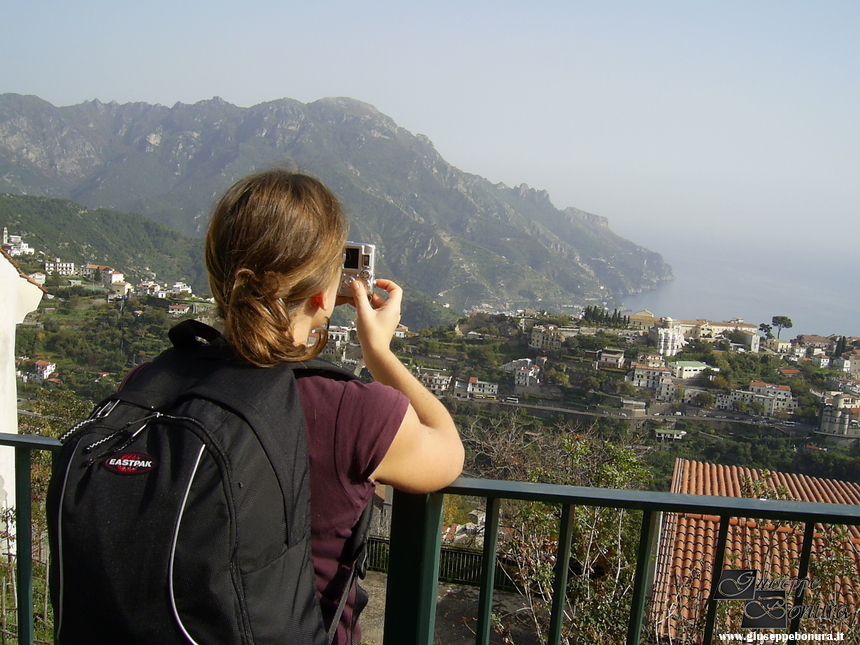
[{"left": 620, "top": 242, "right": 858, "bottom": 339}]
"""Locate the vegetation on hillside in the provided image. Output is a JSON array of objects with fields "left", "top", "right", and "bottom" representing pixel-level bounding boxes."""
[{"left": 0, "top": 193, "right": 208, "bottom": 293}]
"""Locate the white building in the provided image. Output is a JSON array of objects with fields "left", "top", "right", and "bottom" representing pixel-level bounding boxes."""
[
  {"left": 454, "top": 377, "right": 499, "bottom": 399},
  {"left": 763, "top": 338, "right": 791, "bottom": 353},
  {"left": 33, "top": 359, "right": 56, "bottom": 381},
  {"left": 692, "top": 318, "right": 759, "bottom": 340},
  {"left": 628, "top": 363, "right": 672, "bottom": 390},
  {"left": 810, "top": 355, "right": 831, "bottom": 369},
  {"left": 320, "top": 326, "right": 353, "bottom": 362},
  {"left": 595, "top": 348, "right": 626, "bottom": 370},
  {"left": 716, "top": 380, "right": 798, "bottom": 416},
  {"left": 648, "top": 318, "right": 687, "bottom": 357},
  {"left": 172, "top": 281, "right": 193, "bottom": 296},
  {"left": 168, "top": 304, "right": 191, "bottom": 316},
  {"left": 515, "top": 365, "right": 541, "bottom": 388},
  {"left": 529, "top": 325, "right": 563, "bottom": 351},
  {"left": 670, "top": 361, "right": 711, "bottom": 380},
  {"left": 1, "top": 248, "right": 45, "bottom": 511},
  {"left": 136, "top": 281, "right": 162, "bottom": 297},
  {"left": 416, "top": 367, "right": 453, "bottom": 396},
  {"left": 817, "top": 394, "right": 860, "bottom": 441},
  {"left": 1, "top": 228, "right": 34, "bottom": 257},
  {"left": 501, "top": 358, "right": 534, "bottom": 372},
  {"left": 44, "top": 258, "right": 76, "bottom": 276}
]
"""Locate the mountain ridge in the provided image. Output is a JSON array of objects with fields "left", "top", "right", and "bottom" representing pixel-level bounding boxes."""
[{"left": 0, "top": 93, "right": 673, "bottom": 313}]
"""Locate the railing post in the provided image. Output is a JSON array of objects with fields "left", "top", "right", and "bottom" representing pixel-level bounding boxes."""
[
  {"left": 789, "top": 520, "right": 817, "bottom": 635},
  {"left": 475, "top": 496, "right": 501, "bottom": 645},
  {"left": 702, "top": 515, "right": 731, "bottom": 645},
  {"left": 15, "top": 446, "right": 34, "bottom": 645},
  {"left": 626, "top": 509, "right": 659, "bottom": 645},
  {"left": 547, "top": 503, "right": 575, "bottom": 645},
  {"left": 383, "top": 489, "right": 444, "bottom": 645}
]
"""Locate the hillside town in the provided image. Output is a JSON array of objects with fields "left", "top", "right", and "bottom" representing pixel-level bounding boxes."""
[
  {"left": 4, "top": 227, "right": 197, "bottom": 301},
  {"left": 4, "top": 223, "right": 859, "bottom": 449},
  {"left": 320, "top": 310, "right": 860, "bottom": 449}
]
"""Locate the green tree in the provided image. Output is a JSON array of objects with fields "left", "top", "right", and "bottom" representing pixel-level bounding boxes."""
[
  {"left": 771, "top": 315, "right": 793, "bottom": 339},
  {"left": 758, "top": 322, "right": 773, "bottom": 339},
  {"left": 692, "top": 392, "right": 716, "bottom": 408}
]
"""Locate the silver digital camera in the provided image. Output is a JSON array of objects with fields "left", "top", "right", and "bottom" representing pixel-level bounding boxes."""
[{"left": 338, "top": 242, "right": 376, "bottom": 298}]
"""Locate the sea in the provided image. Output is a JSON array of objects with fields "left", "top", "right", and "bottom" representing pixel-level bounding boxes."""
[{"left": 620, "top": 243, "right": 858, "bottom": 339}]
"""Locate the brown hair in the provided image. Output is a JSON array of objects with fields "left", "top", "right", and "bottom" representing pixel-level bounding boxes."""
[{"left": 205, "top": 170, "right": 348, "bottom": 366}]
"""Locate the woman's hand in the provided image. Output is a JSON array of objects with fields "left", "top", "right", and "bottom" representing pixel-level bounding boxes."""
[{"left": 350, "top": 278, "right": 402, "bottom": 354}]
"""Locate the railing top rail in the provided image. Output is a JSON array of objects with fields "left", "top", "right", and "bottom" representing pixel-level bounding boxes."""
[
  {"left": 444, "top": 477, "right": 860, "bottom": 525},
  {"left": 1, "top": 433, "right": 855, "bottom": 525},
  {"left": 0, "top": 432, "right": 61, "bottom": 450}
]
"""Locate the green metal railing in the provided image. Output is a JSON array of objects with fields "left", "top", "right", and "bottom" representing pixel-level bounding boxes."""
[
  {"left": 382, "top": 478, "right": 860, "bottom": 645},
  {"left": 367, "top": 536, "right": 516, "bottom": 591},
  {"left": 0, "top": 432, "right": 61, "bottom": 645},
  {"left": 1, "top": 433, "right": 858, "bottom": 645}
]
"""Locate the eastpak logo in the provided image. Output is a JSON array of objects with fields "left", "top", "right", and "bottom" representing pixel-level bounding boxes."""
[{"left": 103, "top": 452, "right": 157, "bottom": 475}]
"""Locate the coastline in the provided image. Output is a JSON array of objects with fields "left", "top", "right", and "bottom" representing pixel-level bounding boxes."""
[{"left": 619, "top": 246, "right": 857, "bottom": 338}]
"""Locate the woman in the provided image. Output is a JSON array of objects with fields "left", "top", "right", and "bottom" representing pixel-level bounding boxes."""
[{"left": 205, "top": 169, "right": 464, "bottom": 643}]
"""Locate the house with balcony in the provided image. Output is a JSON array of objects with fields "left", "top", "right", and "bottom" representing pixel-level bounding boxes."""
[
  {"left": 528, "top": 324, "right": 564, "bottom": 351},
  {"left": 415, "top": 367, "right": 453, "bottom": 396},
  {"left": 172, "top": 281, "right": 193, "bottom": 296},
  {"left": 44, "top": 258, "right": 76, "bottom": 276},
  {"left": 453, "top": 376, "right": 499, "bottom": 400},
  {"left": 638, "top": 352, "right": 665, "bottom": 368},
  {"left": 594, "top": 348, "right": 626, "bottom": 371},
  {"left": 136, "top": 281, "right": 162, "bottom": 297},
  {"left": 318, "top": 325, "right": 354, "bottom": 362},
  {"left": 33, "top": 359, "right": 56, "bottom": 382},
  {"left": 764, "top": 337, "right": 792, "bottom": 353},
  {"left": 627, "top": 362, "right": 672, "bottom": 390}
]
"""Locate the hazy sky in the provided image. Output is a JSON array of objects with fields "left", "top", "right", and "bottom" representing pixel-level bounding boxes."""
[{"left": 3, "top": 0, "right": 859, "bottom": 258}]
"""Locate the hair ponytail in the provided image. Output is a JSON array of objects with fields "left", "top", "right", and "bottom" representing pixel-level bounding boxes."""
[{"left": 205, "top": 170, "right": 347, "bottom": 366}]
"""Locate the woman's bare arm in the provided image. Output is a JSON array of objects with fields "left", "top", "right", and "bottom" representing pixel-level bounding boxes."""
[{"left": 350, "top": 279, "right": 463, "bottom": 493}]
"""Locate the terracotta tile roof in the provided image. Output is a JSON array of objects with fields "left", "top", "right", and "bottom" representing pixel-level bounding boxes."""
[
  {"left": 650, "top": 459, "right": 860, "bottom": 640},
  {"left": 749, "top": 380, "right": 791, "bottom": 391}
]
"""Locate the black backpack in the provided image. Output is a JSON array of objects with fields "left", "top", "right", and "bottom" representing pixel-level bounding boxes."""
[{"left": 47, "top": 320, "right": 368, "bottom": 645}]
